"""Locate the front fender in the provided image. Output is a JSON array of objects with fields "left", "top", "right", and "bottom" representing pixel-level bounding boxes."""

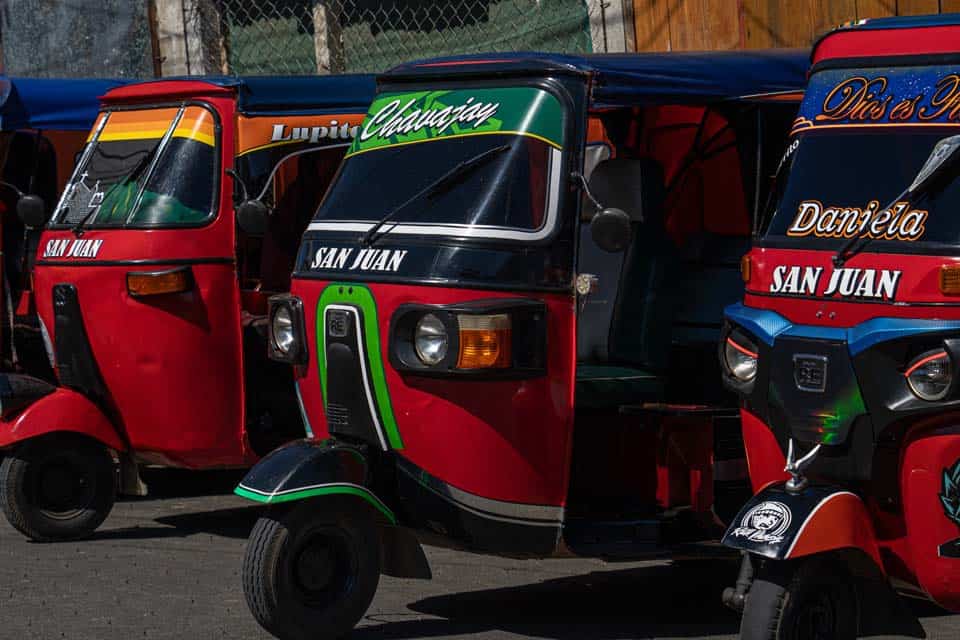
[
  {"left": 0, "top": 385, "right": 125, "bottom": 452},
  {"left": 235, "top": 439, "right": 395, "bottom": 525},
  {"left": 722, "top": 484, "right": 881, "bottom": 569}
]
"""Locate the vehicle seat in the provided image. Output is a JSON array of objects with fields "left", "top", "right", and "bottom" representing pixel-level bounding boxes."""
[{"left": 576, "top": 157, "right": 673, "bottom": 409}]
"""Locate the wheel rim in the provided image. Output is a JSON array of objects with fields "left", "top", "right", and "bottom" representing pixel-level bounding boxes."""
[
  {"left": 290, "top": 528, "right": 356, "bottom": 608},
  {"left": 29, "top": 452, "right": 98, "bottom": 520},
  {"left": 792, "top": 590, "right": 838, "bottom": 640}
]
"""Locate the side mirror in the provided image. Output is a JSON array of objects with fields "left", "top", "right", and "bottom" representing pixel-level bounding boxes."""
[
  {"left": 909, "top": 134, "right": 960, "bottom": 196},
  {"left": 237, "top": 200, "right": 269, "bottom": 235},
  {"left": 17, "top": 194, "right": 47, "bottom": 229},
  {"left": 590, "top": 207, "right": 632, "bottom": 253}
]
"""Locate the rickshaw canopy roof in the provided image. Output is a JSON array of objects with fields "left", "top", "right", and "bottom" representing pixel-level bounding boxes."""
[
  {"left": 813, "top": 13, "right": 960, "bottom": 64},
  {"left": 102, "top": 75, "right": 377, "bottom": 115},
  {"left": 383, "top": 50, "right": 809, "bottom": 108},
  {"left": 0, "top": 77, "right": 130, "bottom": 131}
]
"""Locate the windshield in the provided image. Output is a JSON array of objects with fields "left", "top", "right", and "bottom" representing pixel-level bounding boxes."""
[
  {"left": 51, "top": 106, "right": 217, "bottom": 228},
  {"left": 310, "top": 86, "right": 564, "bottom": 242},
  {"left": 762, "top": 65, "right": 960, "bottom": 252}
]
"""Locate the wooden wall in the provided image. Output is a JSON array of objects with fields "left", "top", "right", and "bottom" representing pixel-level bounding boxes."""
[{"left": 631, "top": 0, "right": 960, "bottom": 51}]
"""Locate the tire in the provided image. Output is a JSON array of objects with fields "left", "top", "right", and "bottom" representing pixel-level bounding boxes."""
[
  {"left": 0, "top": 436, "right": 117, "bottom": 541},
  {"left": 740, "top": 557, "right": 857, "bottom": 640},
  {"left": 243, "top": 499, "right": 381, "bottom": 640}
]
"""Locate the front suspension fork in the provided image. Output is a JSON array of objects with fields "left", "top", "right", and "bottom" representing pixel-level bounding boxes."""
[{"left": 722, "top": 551, "right": 754, "bottom": 613}]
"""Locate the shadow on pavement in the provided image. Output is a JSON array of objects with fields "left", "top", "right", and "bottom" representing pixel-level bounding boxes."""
[
  {"left": 355, "top": 559, "right": 741, "bottom": 639},
  {"left": 86, "top": 505, "right": 263, "bottom": 542},
  {"left": 135, "top": 468, "right": 248, "bottom": 498}
]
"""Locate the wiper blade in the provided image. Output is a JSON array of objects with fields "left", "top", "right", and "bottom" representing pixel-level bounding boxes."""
[
  {"left": 361, "top": 143, "right": 511, "bottom": 247},
  {"left": 832, "top": 188, "right": 910, "bottom": 267},
  {"left": 71, "top": 144, "right": 161, "bottom": 237}
]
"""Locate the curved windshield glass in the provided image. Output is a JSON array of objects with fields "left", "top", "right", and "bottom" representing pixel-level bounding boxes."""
[
  {"left": 762, "top": 65, "right": 960, "bottom": 252},
  {"left": 310, "top": 85, "right": 564, "bottom": 241},
  {"left": 763, "top": 128, "right": 960, "bottom": 249},
  {"left": 51, "top": 106, "right": 217, "bottom": 228}
]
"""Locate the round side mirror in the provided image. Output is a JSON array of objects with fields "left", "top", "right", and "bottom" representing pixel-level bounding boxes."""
[
  {"left": 237, "top": 200, "right": 269, "bottom": 235},
  {"left": 590, "top": 207, "right": 631, "bottom": 253},
  {"left": 16, "top": 194, "right": 47, "bottom": 229}
]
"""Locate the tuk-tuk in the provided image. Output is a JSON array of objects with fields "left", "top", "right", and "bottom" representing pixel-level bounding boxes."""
[
  {"left": 719, "top": 15, "right": 960, "bottom": 639},
  {"left": 0, "top": 77, "right": 128, "bottom": 379},
  {"left": 234, "top": 51, "right": 807, "bottom": 639},
  {"left": 0, "top": 74, "right": 375, "bottom": 542}
]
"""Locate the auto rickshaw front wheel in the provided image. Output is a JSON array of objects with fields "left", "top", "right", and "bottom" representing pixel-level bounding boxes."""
[
  {"left": 0, "top": 435, "right": 117, "bottom": 541},
  {"left": 740, "top": 556, "right": 857, "bottom": 640},
  {"left": 243, "top": 499, "right": 381, "bottom": 640}
]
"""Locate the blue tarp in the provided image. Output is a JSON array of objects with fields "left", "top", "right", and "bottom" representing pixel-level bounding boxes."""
[
  {"left": 130, "top": 74, "right": 378, "bottom": 114},
  {"left": 0, "top": 77, "right": 129, "bottom": 131},
  {"left": 385, "top": 50, "right": 809, "bottom": 107}
]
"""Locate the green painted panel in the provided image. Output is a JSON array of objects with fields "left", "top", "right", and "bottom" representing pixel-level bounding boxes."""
[
  {"left": 316, "top": 283, "right": 404, "bottom": 449},
  {"left": 350, "top": 86, "right": 563, "bottom": 156}
]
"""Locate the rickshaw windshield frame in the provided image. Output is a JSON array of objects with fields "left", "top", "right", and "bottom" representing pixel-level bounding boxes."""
[
  {"left": 757, "top": 62, "right": 960, "bottom": 256},
  {"left": 307, "top": 76, "right": 575, "bottom": 246},
  {"left": 48, "top": 100, "right": 222, "bottom": 231}
]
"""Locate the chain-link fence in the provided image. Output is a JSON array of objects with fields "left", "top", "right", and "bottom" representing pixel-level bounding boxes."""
[{"left": 183, "top": 0, "right": 597, "bottom": 75}]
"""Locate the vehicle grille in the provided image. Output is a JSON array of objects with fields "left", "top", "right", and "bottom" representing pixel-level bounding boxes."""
[{"left": 326, "top": 402, "right": 350, "bottom": 428}]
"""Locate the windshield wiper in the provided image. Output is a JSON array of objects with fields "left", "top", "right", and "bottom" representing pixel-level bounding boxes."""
[
  {"left": 832, "top": 189, "right": 913, "bottom": 267},
  {"left": 71, "top": 144, "right": 161, "bottom": 237},
  {"left": 361, "top": 143, "right": 511, "bottom": 247}
]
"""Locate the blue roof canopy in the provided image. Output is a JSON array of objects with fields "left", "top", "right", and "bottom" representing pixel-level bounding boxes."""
[
  {"left": 0, "top": 77, "right": 129, "bottom": 131},
  {"left": 384, "top": 50, "right": 809, "bottom": 107},
  {"left": 235, "top": 74, "right": 376, "bottom": 113},
  {"left": 125, "top": 74, "right": 377, "bottom": 114}
]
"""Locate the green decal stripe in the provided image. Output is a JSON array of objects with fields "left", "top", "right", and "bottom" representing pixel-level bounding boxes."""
[
  {"left": 317, "top": 284, "right": 404, "bottom": 449},
  {"left": 234, "top": 484, "right": 397, "bottom": 524},
  {"left": 351, "top": 87, "right": 563, "bottom": 155}
]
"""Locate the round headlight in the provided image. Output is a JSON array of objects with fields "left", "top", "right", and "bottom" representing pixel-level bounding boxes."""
[
  {"left": 906, "top": 349, "right": 952, "bottom": 401},
  {"left": 272, "top": 306, "right": 296, "bottom": 354},
  {"left": 724, "top": 331, "right": 759, "bottom": 382},
  {"left": 414, "top": 314, "right": 448, "bottom": 365}
]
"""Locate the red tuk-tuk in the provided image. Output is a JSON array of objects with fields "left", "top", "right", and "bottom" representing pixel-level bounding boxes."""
[
  {"left": 719, "top": 15, "right": 960, "bottom": 639},
  {"left": 233, "top": 51, "right": 807, "bottom": 639},
  {"left": 0, "top": 77, "right": 128, "bottom": 379},
  {"left": 0, "top": 75, "right": 375, "bottom": 541}
]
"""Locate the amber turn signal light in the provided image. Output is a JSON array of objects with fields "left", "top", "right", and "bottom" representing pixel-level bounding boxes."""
[
  {"left": 127, "top": 267, "right": 194, "bottom": 297},
  {"left": 940, "top": 265, "right": 960, "bottom": 295},
  {"left": 457, "top": 313, "right": 511, "bottom": 369},
  {"left": 740, "top": 255, "right": 751, "bottom": 284}
]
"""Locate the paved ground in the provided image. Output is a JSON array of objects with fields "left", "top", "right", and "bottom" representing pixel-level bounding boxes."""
[{"left": 0, "top": 469, "right": 958, "bottom": 639}]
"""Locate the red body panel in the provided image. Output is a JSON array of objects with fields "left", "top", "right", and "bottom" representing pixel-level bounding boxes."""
[
  {"left": 744, "top": 247, "right": 960, "bottom": 326},
  {"left": 23, "top": 93, "right": 252, "bottom": 469},
  {"left": 0, "top": 387, "right": 125, "bottom": 452},
  {"left": 741, "top": 408, "right": 788, "bottom": 493},
  {"left": 786, "top": 491, "right": 882, "bottom": 568},
  {"left": 293, "top": 278, "right": 576, "bottom": 507},
  {"left": 901, "top": 431, "right": 960, "bottom": 610}
]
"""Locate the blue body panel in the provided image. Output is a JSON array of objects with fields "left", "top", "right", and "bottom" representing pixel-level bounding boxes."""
[{"left": 725, "top": 302, "right": 960, "bottom": 354}]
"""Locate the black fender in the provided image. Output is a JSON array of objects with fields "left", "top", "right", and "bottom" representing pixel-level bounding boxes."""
[
  {"left": 0, "top": 373, "right": 55, "bottom": 419},
  {"left": 236, "top": 438, "right": 431, "bottom": 579},
  {"left": 721, "top": 483, "right": 881, "bottom": 566}
]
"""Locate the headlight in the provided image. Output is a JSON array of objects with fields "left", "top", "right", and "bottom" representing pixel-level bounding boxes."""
[
  {"left": 414, "top": 314, "right": 448, "bottom": 365},
  {"left": 906, "top": 349, "right": 952, "bottom": 401},
  {"left": 724, "top": 331, "right": 759, "bottom": 382},
  {"left": 272, "top": 306, "right": 296, "bottom": 354}
]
